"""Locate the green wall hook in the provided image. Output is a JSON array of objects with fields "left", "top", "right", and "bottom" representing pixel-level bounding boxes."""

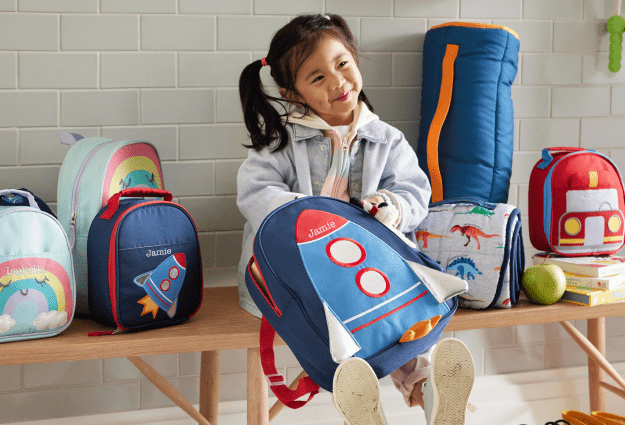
[{"left": 608, "top": 15, "right": 625, "bottom": 72}]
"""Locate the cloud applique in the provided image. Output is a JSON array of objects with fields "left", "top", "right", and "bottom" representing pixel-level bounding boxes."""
[
  {"left": 0, "top": 314, "right": 16, "bottom": 333},
  {"left": 33, "top": 311, "right": 68, "bottom": 330}
]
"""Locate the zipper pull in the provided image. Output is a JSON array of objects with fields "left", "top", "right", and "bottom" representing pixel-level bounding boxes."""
[
  {"left": 88, "top": 327, "right": 122, "bottom": 337},
  {"left": 68, "top": 212, "right": 77, "bottom": 250}
]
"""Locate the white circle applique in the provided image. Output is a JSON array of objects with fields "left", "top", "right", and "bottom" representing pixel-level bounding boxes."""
[
  {"left": 169, "top": 266, "right": 179, "bottom": 280},
  {"left": 355, "top": 268, "right": 390, "bottom": 298},
  {"left": 161, "top": 280, "right": 171, "bottom": 291},
  {"left": 326, "top": 238, "right": 366, "bottom": 267}
]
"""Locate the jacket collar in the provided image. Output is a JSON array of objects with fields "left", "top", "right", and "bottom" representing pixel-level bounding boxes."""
[{"left": 287, "top": 102, "right": 387, "bottom": 144}]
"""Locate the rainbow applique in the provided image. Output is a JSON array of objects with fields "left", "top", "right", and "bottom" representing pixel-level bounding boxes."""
[
  {"left": 101, "top": 143, "right": 164, "bottom": 207},
  {"left": 0, "top": 258, "right": 73, "bottom": 336}
]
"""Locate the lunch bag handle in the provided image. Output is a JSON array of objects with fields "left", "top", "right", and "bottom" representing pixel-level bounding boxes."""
[
  {"left": 0, "top": 189, "right": 39, "bottom": 209},
  {"left": 538, "top": 147, "right": 594, "bottom": 169},
  {"left": 259, "top": 316, "right": 320, "bottom": 409},
  {"left": 101, "top": 188, "right": 173, "bottom": 220}
]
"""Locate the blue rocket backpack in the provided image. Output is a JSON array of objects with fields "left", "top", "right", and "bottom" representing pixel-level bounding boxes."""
[
  {"left": 246, "top": 196, "right": 467, "bottom": 406},
  {"left": 416, "top": 23, "right": 520, "bottom": 204},
  {"left": 87, "top": 189, "right": 203, "bottom": 333},
  {"left": 0, "top": 189, "right": 76, "bottom": 343},
  {"left": 57, "top": 132, "right": 165, "bottom": 315}
]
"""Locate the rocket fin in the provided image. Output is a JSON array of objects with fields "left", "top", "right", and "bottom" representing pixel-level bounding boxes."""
[
  {"left": 406, "top": 260, "right": 467, "bottom": 303},
  {"left": 323, "top": 302, "right": 361, "bottom": 363},
  {"left": 167, "top": 300, "right": 177, "bottom": 318},
  {"left": 399, "top": 315, "right": 442, "bottom": 343}
]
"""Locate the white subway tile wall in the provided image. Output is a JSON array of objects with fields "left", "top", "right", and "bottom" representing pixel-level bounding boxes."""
[{"left": 1, "top": 0, "right": 625, "bottom": 421}]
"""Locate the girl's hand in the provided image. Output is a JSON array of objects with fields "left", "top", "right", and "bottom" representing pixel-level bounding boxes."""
[
  {"left": 362, "top": 195, "right": 385, "bottom": 205},
  {"left": 361, "top": 197, "right": 399, "bottom": 228}
]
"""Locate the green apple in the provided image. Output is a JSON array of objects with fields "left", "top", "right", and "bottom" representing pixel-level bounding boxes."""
[{"left": 522, "top": 264, "right": 566, "bottom": 305}]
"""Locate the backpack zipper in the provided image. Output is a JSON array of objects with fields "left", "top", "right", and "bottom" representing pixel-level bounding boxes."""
[
  {"left": 68, "top": 139, "right": 120, "bottom": 250},
  {"left": 331, "top": 135, "right": 352, "bottom": 198}
]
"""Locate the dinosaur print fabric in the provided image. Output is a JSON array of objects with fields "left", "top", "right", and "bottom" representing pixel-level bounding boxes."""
[{"left": 415, "top": 200, "right": 525, "bottom": 309}]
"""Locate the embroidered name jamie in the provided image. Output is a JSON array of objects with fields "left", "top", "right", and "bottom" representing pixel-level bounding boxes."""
[
  {"left": 146, "top": 248, "right": 172, "bottom": 258},
  {"left": 5, "top": 265, "right": 46, "bottom": 276},
  {"left": 308, "top": 221, "right": 336, "bottom": 238}
]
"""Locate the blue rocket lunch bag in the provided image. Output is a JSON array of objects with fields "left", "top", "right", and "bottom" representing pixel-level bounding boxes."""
[
  {"left": 87, "top": 188, "right": 203, "bottom": 333},
  {"left": 0, "top": 189, "right": 76, "bottom": 343},
  {"left": 246, "top": 196, "right": 467, "bottom": 405}
]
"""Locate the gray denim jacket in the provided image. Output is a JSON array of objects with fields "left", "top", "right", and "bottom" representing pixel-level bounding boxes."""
[{"left": 236, "top": 117, "right": 432, "bottom": 317}]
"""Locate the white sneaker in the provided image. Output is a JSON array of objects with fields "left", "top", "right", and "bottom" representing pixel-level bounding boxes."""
[
  {"left": 333, "top": 357, "right": 388, "bottom": 425},
  {"left": 422, "top": 338, "right": 475, "bottom": 425}
]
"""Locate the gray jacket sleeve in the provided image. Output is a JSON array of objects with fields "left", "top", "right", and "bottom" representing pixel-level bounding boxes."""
[
  {"left": 378, "top": 131, "right": 432, "bottom": 234},
  {"left": 236, "top": 146, "right": 306, "bottom": 235}
]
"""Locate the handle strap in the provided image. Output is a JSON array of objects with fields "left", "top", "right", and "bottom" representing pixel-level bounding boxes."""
[
  {"left": 0, "top": 189, "right": 38, "bottom": 209},
  {"left": 537, "top": 147, "right": 594, "bottom": 169},
  {"left": 259, "top": 316, "right": 319, "bottom": 409},
  {"left": 101, "top": 188, "right": 172, "bottom": 220},
  {"left": 427, "top": 44, "right": 459, "bottom": 203}
]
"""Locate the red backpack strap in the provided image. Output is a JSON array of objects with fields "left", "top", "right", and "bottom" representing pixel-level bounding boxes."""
[{"left": 259, "top": 316, "right": 320, "bottom": 409}]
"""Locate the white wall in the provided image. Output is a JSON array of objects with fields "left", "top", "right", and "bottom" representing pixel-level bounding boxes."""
[{"left": 1, "top": 0, "right": 625, "bottom": 422}]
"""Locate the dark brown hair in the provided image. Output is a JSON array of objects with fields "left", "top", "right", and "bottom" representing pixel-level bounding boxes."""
[{"left": 239, "top": 14, "right": 373, "bottom": 152}]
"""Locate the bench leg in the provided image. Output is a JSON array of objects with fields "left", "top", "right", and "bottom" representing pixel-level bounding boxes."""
[
  {"left": 200, "top": 350, "right": 220, "bottom": 425},
  {"left": 127, "top": 356, "right": 212, "bottom": 425},
  {"left": 560, "top": 320, "right": 625, "bottom": 412},
  {"left": 247, "top": 347, "right": 269, "bottom": 425},
  {"left": 588, "top": 318, "right": 606, "bottom": 412}
]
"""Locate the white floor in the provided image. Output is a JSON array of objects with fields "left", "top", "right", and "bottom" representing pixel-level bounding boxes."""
[{"left": 7, "top": 363, "right": 625, "bottom": 425}]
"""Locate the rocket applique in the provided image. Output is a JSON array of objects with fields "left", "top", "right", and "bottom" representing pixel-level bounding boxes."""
[
  {"left": 134, "top": 253, "right": 186, "bottom": 319},
  {"left": 296, "top": 209, "right": 467, "bottom": 362}
]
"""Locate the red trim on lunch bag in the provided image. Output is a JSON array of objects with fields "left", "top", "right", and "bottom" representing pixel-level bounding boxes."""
[
  {"left": 260, "top": 316, "right": 319, "bottom": 408},
  {"left": 108, "top": 200, "right": 166, "bottom": 331},
  {"left": 248, "top": 255, "right": 282, "bottom": 317}
]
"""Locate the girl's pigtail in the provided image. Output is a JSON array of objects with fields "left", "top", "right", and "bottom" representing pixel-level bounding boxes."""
[{"left": 239, "top": 59, "right": 289, "bottom": 152}]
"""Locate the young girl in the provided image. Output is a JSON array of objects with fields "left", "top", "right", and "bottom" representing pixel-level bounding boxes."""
[{"left": 236, "top": 14, "right": 474, "bottom": 425}]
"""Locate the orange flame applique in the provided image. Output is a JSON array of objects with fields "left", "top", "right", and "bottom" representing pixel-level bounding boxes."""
[{"left": 137, "top": 295, "right": 159, "bottom": 319}]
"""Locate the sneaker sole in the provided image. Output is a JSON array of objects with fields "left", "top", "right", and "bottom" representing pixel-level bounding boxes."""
[
  {"left": 429, "top": 339, "right": 475, "bottom": 425},
  {"left": 332, "top": 357, "right": 387, "bottom": 425}
]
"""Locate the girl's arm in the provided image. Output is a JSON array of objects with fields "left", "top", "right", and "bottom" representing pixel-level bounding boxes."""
[
  {"left": 377, "top": 133, "right": 432, "bottom": 234},
  {"left": 237, "top": 147, "right": 306, "bottom": 234}
]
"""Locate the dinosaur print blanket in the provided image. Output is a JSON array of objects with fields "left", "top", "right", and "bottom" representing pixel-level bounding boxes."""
[{"left": 415, "top": 199, "right": 525, "bottom": 309}]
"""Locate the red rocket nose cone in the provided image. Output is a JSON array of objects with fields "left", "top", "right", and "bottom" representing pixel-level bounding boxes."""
[
  {"left": 174, "top": 253, "right": 187, "bottom": 268},
  {"left": 296, "top": 209, "right": 348, "bottom": 244}
]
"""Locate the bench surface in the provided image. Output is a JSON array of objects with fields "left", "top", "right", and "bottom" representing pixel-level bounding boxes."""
[{"left": 0, "top": 286, "right": 623, "bottom": 367}]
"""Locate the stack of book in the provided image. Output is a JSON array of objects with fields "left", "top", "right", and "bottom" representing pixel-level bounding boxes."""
[{"left": 532, "top": 253, "right": 625, "bottom": 306}]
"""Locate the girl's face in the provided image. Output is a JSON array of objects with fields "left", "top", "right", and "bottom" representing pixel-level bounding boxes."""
[{"left": 283, "top": 35, "right": 363, "bottom": 126}]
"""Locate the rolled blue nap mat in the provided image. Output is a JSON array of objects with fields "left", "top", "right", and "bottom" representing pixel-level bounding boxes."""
[{"left": 417, "top": 23, "right": 520, "bottom": 205}]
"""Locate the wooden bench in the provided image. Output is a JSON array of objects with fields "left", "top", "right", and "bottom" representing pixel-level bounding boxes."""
[{"left": 0, "top": 286, "right": 624, "bottom": 425}]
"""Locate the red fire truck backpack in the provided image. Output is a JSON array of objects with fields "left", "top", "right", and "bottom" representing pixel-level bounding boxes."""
[{"left": 528, "top": 147, "right": 625, "bottom": 257}]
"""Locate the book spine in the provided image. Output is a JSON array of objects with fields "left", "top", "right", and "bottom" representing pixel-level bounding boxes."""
[
  {"left": 561, "top": 287, "right": 625, "bottom": 306},
  {"left": 564, "top": 273, "right": 625, "bottom": 290},
  {"left": 534, "top": 256, "right": 625, "bottom": 278},
  {"left": 561, "top": 290, "right": 591, "bottom": 306}
]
